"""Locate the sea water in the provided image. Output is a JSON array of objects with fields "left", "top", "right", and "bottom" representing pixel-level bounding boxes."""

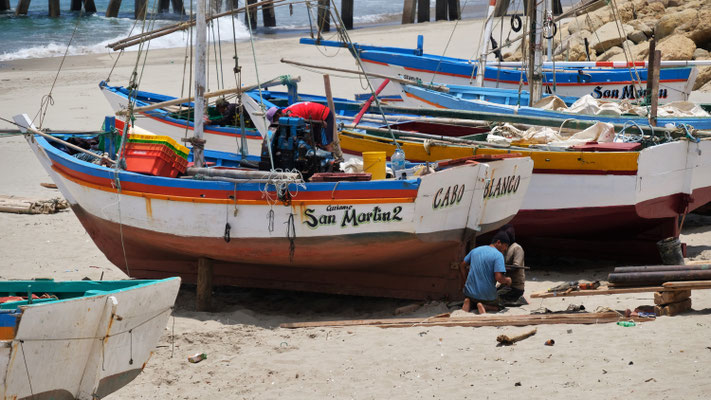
[{"left": 0, "top": 0, "right": 490, "bottom": 61}]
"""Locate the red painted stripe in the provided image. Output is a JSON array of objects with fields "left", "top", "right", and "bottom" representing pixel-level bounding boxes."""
[{"left": 51, "top": 161, "right": 417, "bottom": 201}]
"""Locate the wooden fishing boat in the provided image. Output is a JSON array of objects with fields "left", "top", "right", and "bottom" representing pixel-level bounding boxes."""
[
  {"left": 300, "top": 37, "right": 698, "bottom": 103},
  {"left": 0, "top": 277, "right": 180, "bottom": 399},
  {"left": 16, "top": 115, "right": 532, "bottom": 300},
  {"left": 337, "top": 128, "right": 711, "bottom": 261},
  {"left": 399, "top": 84, "right": 711, "bottom": 131}
]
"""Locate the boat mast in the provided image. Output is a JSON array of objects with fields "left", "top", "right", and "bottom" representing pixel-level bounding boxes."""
[
  {"left": 527, "top": 0, "right": 543, "bottom": 105},
  {"left": 192, "top": 0, "right": 207, "bottom": 167},
  {"left": 545, "top": 0, "right": 552, "bottom": 61},
  {"left": 475, "top": 0, "right": 497, "bottom": 87}
]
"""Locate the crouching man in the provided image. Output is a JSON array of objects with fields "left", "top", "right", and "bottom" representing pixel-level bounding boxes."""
[{"left": 459, "top": 232, "right": 512, "bottom": 314}]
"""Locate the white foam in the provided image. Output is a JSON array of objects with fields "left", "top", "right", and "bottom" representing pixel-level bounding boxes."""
[{"left": 0, "top": 15, "right": 252, "bottom": 61}]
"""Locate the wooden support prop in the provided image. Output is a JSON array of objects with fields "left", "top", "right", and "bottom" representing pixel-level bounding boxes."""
[
  {"left": 49, "top": 0, "right": 60, "bottom": 17},
  {"left": 615, "top": 265, "right": 711, "bottom": 273},
  {"left": 496, "top": 328, "right": 537, "bottom": 346},
  {"left": 323, "top": 74, "right": 343, "bottom": 161},
  {"left": 341, "top": 0, "right": 353, "bottom": 30},
  {"left": 70, "top": 0, "right": 82, "bottom": 11},
  {"left": 435, "top": 0, "right": 447, "bottom": 21},
  {"left": 158, "top": 0, "right": 170, "bottom": 12},
  {"left": 170, "top": 0, "right": 185, "bottom": 14},
  {"left": 650, "top": 49, "right": 661, "bottom": 126},
  {"left": 281, "top": 312, "right": 654, "bottom": 329},
  {"left": 402, "top": 0, "right": 416, "bottom": 24},
  {"left": 655, "top": 298, "right": 691, "bottom": 316},
  {"left": 83, "top": 0, "right": 96, "bottom": 12},
  {"left": 654, "top": 290, "right": 691, "bottom": 305},
  {"left": 530, "top": 284, "right": 703, "bottom": 299},
  {"left": 0, "top": 195, "right": 68, "bottom": 215},
  {"left": 663, "top": 280, "right": 711, "bottom": 289},
  {"left": 105, "top": 0, "right": 122, "bottom": 17},
  {"left": 416, "top": 0, "right": 429, "bottom": 22},
  {"left": 317, "top": 0, "right": 330, "bottom": 32},
  {"left": 645, "top": 37, "right": 656, "bottom": 106},
  {"left": 116, "top": 75, "right": 300, "bottom": 116},
  {"left": 447, "top": 0, "right": 460, "bottom": 20},
  {"left": 245, "top": 0, "right": 258, "bottom": 28},
  {"left": 262, "top": 0, "right": 276, "bottom": 27},
  {"left": 15, "top": 0, "right": 31, "bottom": 15},
  {"left": 135, "top": 0, "right": 147, "bottom": 19},
  {"left": 0, "top": 0, "right": 10, "bottom": 11},
  {"left": 196, "top": 258, "right": 213, "bottom": 311}
]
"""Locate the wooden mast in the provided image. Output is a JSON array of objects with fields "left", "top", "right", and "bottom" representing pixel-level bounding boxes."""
[
  {"left": 192, "top": 0, "right": 207, "bottom": 167},
  {"left": 527, "top": 0, "right": 543, "bottom": 105}
]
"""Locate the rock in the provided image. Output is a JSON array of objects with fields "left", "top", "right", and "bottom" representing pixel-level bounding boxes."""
[
  {"left": 687, "top": 9, "right": 711, "bottom": 46},
  {"left": 693, "top": 66, "right": 711, "bottom": 90},
  {"left": 591, "top": 22, "right": 634, "bottom": 53},
  {"left": 628, "top": 29, "right": 647, "bottom": 44},
  {"left": 698, "top": 79, "right": 711, "bottom": 92},
  {"left": 640, "top": 1, "right": 665, "bottom": 18},
  {"left": 568, "top": 13, "right": 605, "bottom": 35},
  {"left": 656, "top": 9, "right": 698, "bottom": 39},
  {"left": 694, "top": 48, "right": 710, "bottom": 59},
  {"left": 657, "top": 34, "right": 697, "bottom": 60},
  {"left": 610, "top": 41, "right": 651, "bottom": 61},
  {"left": 629, "top": 20, "right": 653, "bottom": 36},
  {"left": 598, "top": 46, "right": 624, "bottom": 61}
]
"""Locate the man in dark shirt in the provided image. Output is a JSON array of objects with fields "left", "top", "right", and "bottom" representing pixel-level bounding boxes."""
[{"left": 210, "top": 98, "right": 238, "bottom": 126}]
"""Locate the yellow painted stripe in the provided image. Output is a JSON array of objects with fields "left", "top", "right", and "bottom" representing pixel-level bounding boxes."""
[
  {"left": 0, "top": 327, "right": 15, "bottom": 340},
  {"left": 339, "top": 130, "right": 639, "bottom": 172}
]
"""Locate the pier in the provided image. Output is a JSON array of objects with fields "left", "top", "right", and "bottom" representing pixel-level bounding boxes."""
[{"left": 2, "top": 0, "right": 462, "bottom": 28}]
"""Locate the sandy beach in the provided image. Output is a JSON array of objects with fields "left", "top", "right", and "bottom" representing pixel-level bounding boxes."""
[{"left": 2, "top": 16, "right": 711, "bottom": 399}]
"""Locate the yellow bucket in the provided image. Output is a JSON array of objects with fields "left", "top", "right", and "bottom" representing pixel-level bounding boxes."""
[{"left": 362, "top": 151, "right": 386, "bottom": 180}]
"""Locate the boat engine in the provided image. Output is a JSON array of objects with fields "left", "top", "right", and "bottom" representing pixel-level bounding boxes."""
[{"left": 258, "top": 116, "right": 338, "bottom": 178}]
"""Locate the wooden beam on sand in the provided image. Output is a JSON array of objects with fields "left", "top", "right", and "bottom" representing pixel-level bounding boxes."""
[
  {"left": 531, "top": 281, "right": 711, "bottom": 298},
  {"left": 280, "top": 312, "right": 654, "bottom": 329}
]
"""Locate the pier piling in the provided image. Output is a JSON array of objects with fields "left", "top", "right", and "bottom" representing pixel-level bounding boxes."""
[
  {"left": 262, "top": 0, "right": 276, "bottom": 27},
  {"left": 341, "top": 0, "right": 353, "bottom": 29},
  {"left": 317, "top": 0, "right": 330, "bottom": 32},
  {"left": 448, "top": 0, "right": 460, "bottom": 20},
  {"left": 70, "top": 0, "right": 81, "bottom": 11},
  {"left": 105, "top": 0, "right": 121, "bottom": 16},
  {"left": 210, "top": 0, "right": 222, "bottom": 13},
  {"left": 83, "top": 0, "right": 97, "bottom": 12},
  {"left": 135, "top": 0, "right": 146, "bottom": 19},
  {"left": 402, "top": 0, "right": 416, "bottom": 23},
  {"left": 435, "top": 0, "right": 446, "bottom": 20},
  {"left": 245, "top": 0, "right": 257, "bottom": 29},
  {"left": 15, "top": 0, "right": 31, "bottom": 15},
  {"left": 49, "top": 0, "right": 59, "bottom": 16},
  {"left": 0, "top": 0, "right": 9, "bottom": 11},
  {"left": 170, "top": 0, "right": 185, "bottom": 14},
  {"left": 416, "top": 0, "right": 429, "bottom": 22},
  {"left": 158, "top": 0, "right": 169, "bottom": 12}
]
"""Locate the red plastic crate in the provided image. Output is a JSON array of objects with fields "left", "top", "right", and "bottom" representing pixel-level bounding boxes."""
[{"left": 125, "top": 142, "right": 187, "bottom": 176}]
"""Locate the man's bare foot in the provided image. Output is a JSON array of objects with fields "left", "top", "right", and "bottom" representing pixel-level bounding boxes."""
[
  {"left": 477, "top": 302, "right": 487, "bottom": 314},
  {"left": 462, "top": 298, "right": 471, "bottom": 312}
]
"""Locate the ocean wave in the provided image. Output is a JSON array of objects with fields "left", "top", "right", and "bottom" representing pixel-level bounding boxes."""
[{"left": 0, "top": 15, "right": 252, "bottom": 61}]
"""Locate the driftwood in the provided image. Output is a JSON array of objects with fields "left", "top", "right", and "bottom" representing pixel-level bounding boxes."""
[
  {"left": 0, "top": 195, "right": 68, "bottom": 215},
  {"left": 280, "top": 312, "right": 654, "bottom": 329},
  {"left": 496, "top": 328, "right": 537, "bottom": 346}
]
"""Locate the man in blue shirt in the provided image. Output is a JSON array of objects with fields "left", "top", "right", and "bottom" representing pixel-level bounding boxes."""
[{"left": 459, "top": 232, "right": 512, "bottom": 314}]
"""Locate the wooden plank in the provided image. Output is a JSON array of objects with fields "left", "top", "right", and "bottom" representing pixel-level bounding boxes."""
[
  {"left": 663, "top": 280, "right": 711, "bottom": 289},
  {"left": 654, "top": 290, "right": 691, "bottom": 305},
  {"left": 105, "top": 0, "right": 122, "bottom": 17},
  {"left": 416, "top": 0, "right": 429, "bottom": 22},
  {"left": 531, "top": 285, "right": 668, "bottom": 298},
  {"left": 0, "top": 195, "right": 68, "bottom": 215},
  {"left": 196, "top": 258, "right": 213, "bottom": 311},
  {"left": 435, "top": 0, "right": 447, "bottom": 20},
  {"left": 262, "top": 0, "right": 276, "bottom": 27},
  {"left": 402, "top": 0, "right": 416, "bottom": 24},
  {"left": 281, "top": 312, "right": 654, "bottom": 329},
  {"left": 341, "top": 0, "right": 353, "bottom": 30},
  {"left": 655, "top": 298, "right": 692, "bottom": 316}
]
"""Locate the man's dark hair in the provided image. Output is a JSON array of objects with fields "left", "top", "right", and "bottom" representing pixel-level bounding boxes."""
[{"left": 491, "top": 231, "right": 511, "bottom": 245}]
